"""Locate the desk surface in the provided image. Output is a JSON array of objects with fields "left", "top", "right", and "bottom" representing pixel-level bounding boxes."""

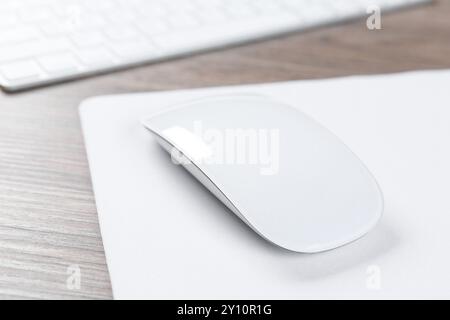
[{"left": 1, "top": 1, "right": 449, "bottom": 299}]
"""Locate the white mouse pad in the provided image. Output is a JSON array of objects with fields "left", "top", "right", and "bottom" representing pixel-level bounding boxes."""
[{"left": 80, "top": 71, "right": 450, "bottom": 299}]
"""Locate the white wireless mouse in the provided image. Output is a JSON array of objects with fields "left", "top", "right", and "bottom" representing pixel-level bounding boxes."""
[{"left": 142, "top": 94, "right": 383, "bottom": 253}]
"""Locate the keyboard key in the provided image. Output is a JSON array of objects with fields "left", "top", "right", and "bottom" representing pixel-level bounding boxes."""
[
  {"left": 104, "top": 25, "right": 139, "bottom": 41},
  {"left": 77, "top": 47, "right": 116, "bottom": 66},
  {"left": 0, "top": 26, "right": 39, "bottom": 45},
  {"left": 86, "top": 0, "right": 117, "bottom": 13},
  {"left": 74, "top": 13, "right": 107, "bottom": 30},
  {"left": 135, "top": 19, "right": 170, "bottom": 36},
  {"left": 165, "top": 1, "right": 196, "bottom": 12},
  {"left": 138, "top": 2, "right": 167, "bottom": 17},
  {"left": 0, "top": 38, "right": 72, "bottom": 63},
  {"left": 195, "top": 8, "right": 228, "bottom": 24},
  {"left": 0, "top": 60, "right": 42, "bottom": 81},
  {"left": 19, "top": 6, "right": 52, "bottom": 23},
  {"left": 167, "top": 13, "right": 199, "bottom": 29},
  {"left": 70, "top": 31, "right": 105, "bottom": 47},
  {"left": 0, "top": 11, "right": 18, "bottom": 26},
  {"left": 37, "top": 53, "right": 80, "bottom": 74},
  {"left": 225, "top": 2, "right": 257, "bottom": 18},
  {"left": 106, "top": 10, "right": 136, "bottom": 23},
  {"left": 40, "top": 14, "right": 106, "bottom": 35},
  {"left": 52, "top": 3, "right": 86, "bottom": 18},
  {"left": 39, "top": 19, "right": 71, "bottom": 36},
  {"left": 109, "top": 40, "right": 157, "bottom": 61},
  {"left": 250, "top": 0, "right": 284, "bottom": 13}
]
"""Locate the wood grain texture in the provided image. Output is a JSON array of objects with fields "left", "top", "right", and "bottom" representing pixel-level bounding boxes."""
[{"left": 0, "top": 1, "right": 449, "bottom": 299}]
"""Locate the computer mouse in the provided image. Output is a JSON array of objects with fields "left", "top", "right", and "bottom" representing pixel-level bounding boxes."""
[{"left": 142, "top": 94, "right": 383, "bottom": 253}]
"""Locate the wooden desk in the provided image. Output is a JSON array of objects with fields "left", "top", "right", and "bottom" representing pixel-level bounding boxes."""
[{"left": 0, "top": 1, "right": 449, "bottom": 299}]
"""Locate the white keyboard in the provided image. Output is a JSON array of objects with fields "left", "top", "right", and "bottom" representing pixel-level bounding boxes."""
[{"left": 0, "top": 0, "right": 429, "bottom": 91}]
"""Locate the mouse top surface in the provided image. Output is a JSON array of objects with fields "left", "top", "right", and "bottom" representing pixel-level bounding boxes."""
[{"left": 142, "top": 94, "right": 383, "bottom": 253}]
